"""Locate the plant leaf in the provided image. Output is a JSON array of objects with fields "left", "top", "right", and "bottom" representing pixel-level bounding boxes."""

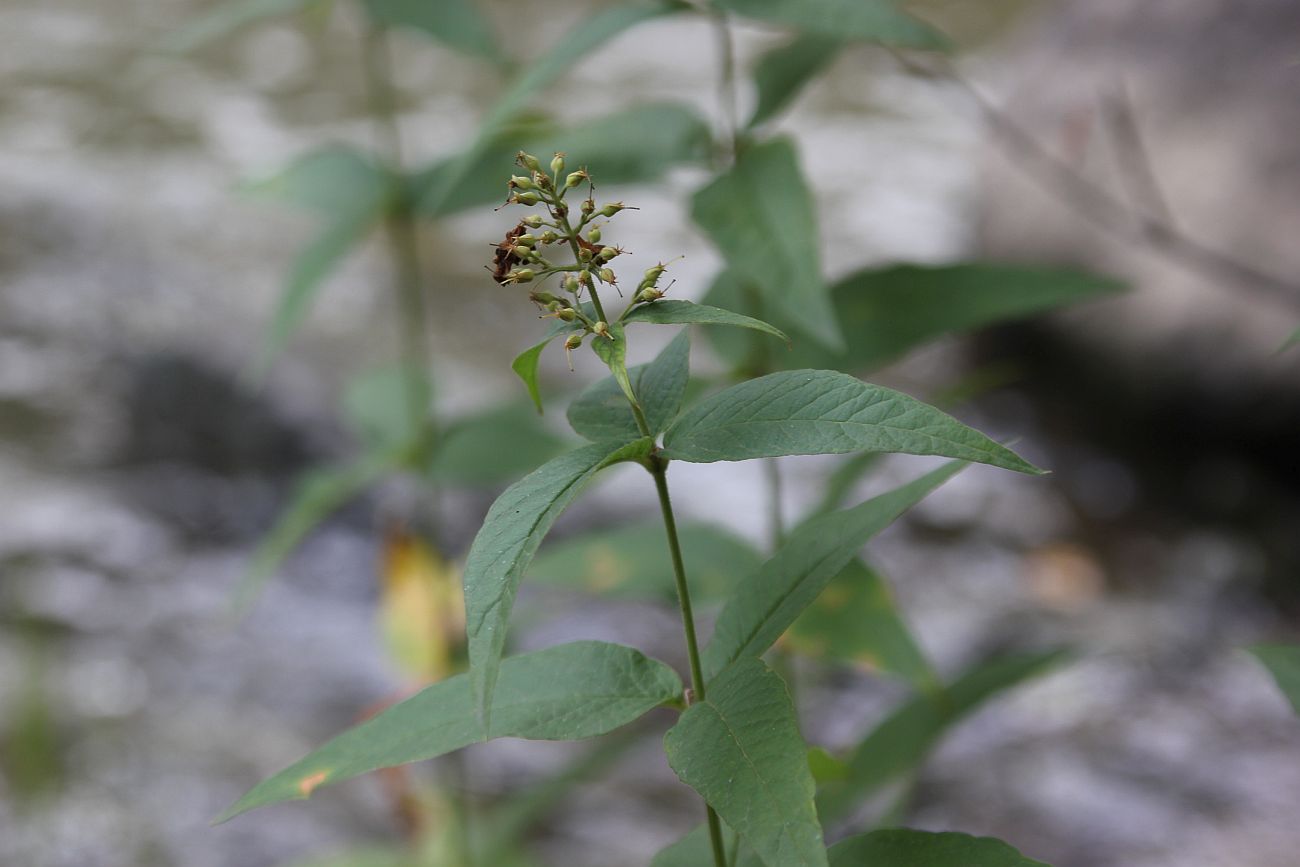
[
  {"left": 650, "top": 824, "right": 740, "bottom": 867},
  {"left": 426, "top": 403, "right": 568, "bottom": 485},
  {"left": 691, "top": 138, "right": 841, "bottom": 351},
  {"left": 623, "top": 300, "right": 789, "bottom": 345},
  {"left": 785, "top": 558, "right": 938, "bottom": 690},
  {"left": 414, "top": 102, "right": 712, "bottom": 218},
  {"left": 529, "top": 519, "right": 761, "bottom": 603},
  {"left": 233, "top": 451, "right": 397, "bottom": 612},
  {"left": 342, "top": 364, "right": 430, "bottom": 452},
  {"left": 216, "top": 641, "right": 681, "bottom": 822},
  {"left": 749, "top": 34, "right": 843, "bottom": 128},
  {"left": 1249, "top": 644, "right": 1300, "bottom": 716},
  {"left": 665, "top": 657, "right": 827, "bottom": 867},
  {"left": 568, "top": 330, "right": 690, "bottom": 442},
  {"left": 246, "top": 145, "right": 389, "bottom": 214},
  {"left": 703, "top": 462, "right": 963, "bottom": 678},
  {"left": 157, "top": 0, "right": 312, "bottom": 54},
  {"left": 663, "top": 369, "right": 1040, "bottom": 473},
  {"left": 817, "top": 649, "right": 1067, "bottom": 822},
  {"left": 362, "top": 0, "right": 498, "bottom": 59},
  {"left": 829, "top": 829, "right": 1050, "bottom": 867},
  {"left": 465, "top": 438, "right": 655, "bottom": 726},
  {"left": 715, "top": 0, "right": 946, "bottom": 49},
  {"left": 591, "top": 322, "right": 637, "bottom": 407}
]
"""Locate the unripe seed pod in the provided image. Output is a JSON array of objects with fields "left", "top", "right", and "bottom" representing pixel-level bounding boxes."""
[
  {"left": 550, "top": 153, "right": 565, "bottom": 177},
  {"left": 598, "top": 268, "right": 616, "bottom": 284},
  {"left": 565, "top": 170, "right": 586, "bottom": 190},
  {"left": 530, "top": 291, "right": 558, "bottom": 305},
  {"left": 515, "top": 234, "right": 538, "bottom": 247},
  {"left": 509, "top": 268, "right": 535, "bottom": 283},
  {"left": 510, "top": 175, "right": 534, "bottom": 191},
  {"left": 556, "top": 307, "right": 577, "bottom": 322},
  {"left": 521, "top": 214, "right": 544, "bottom": 228},
  {"left": 637, "top": 287, "right": 664, "bottom": 303},
  {"left": 643, "top": 263, "right": 666, "bottom": 284},
  {"left": 563, "top": 275, "right": 580, "bottom": 293},
  {"left": 592, "top": 321, "right": 610, "bottom": 338},
  {"left": 598, "top": 202, "right": 625, "bottom": 218},
  {"left": 513, "top": 191, "right": 540, "bottom": 206},
  {"left": 579, "top": 247, "right": 592, "bottom": 262},
  {"left": 587, "top": 226, "right": 602, "bottom": 243},
  {"left": 517, "top": 151, "right": 542, "bottom": 172},
  {"left": 598, "top": 246, "right": 618, "bottom": 261},
  {"left": 539, "top": 230, "right": 559, "bottom": 244},
  {"left": 581, "top": 198, "right": 595, "bottom": 216},
  {"left": 564, "top": 333, "right": 583, "bottom": 350}
]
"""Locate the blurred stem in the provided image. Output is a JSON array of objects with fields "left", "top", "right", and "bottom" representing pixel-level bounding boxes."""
[
  {"left": 362, "top": 24, "right": 434, "bottom": 433},
  {"left": 710, "top": 8, "right": 741, "bottom": 159}
]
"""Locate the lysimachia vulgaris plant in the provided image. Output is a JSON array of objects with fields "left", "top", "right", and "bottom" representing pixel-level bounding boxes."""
[{"left": 216, "top": 153, "right": 1060, "bottom": 867}]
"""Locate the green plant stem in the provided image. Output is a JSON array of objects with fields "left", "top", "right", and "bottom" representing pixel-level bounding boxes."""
[
  {"left": 555, "top": 208, "right": 610, "bottom": 323},
  {"left": 361, "top": 24, "right": 433, "bottom": 434}
]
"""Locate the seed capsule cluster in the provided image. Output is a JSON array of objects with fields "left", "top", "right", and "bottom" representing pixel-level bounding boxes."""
[{"left": 490, "top": 151, "right": 676, "bottom": 368}]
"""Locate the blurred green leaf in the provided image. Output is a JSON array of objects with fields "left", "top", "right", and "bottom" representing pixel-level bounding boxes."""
[
  {"left": 1249, "top": 644, "right": 1300, "bottom": 716},
  {"left": 650, "top": 824, "right": 739, "bottom": 867},
  {"left": 426, "top": 403, "right": 567, "bottom": 485},
  {"left": 703, "top": 462, "right": 963, "bottom": 678},
  {"left": 749, "top": 34, "right": 843, "bottom": 128},
  {"left": 715, "top": 0, "right": 945, "bottom": 48},
  {"left": 786, "top": 559, "right": 938, "bottom": 690},
  {"left": 568, "top": 330, "right": 690, "bottom": 442},
  {"left": 665, "top": 657, "right": 827, "bottom": 867},
  {"left": 342, "top": 364, "right": 430, "bottom": 452},
  {"left": 234, "top": 451, "right": 397, "bottom": 612},
  {"left": 663, "top": 370, "right": 1040, "bottom": 473},
  {"left": 708, "top": 263, "right": 1123, "bottom": 374},
  {"left": 692, "top": 138, "right": 842, "bottom": 351},
  {"left": 247, "top": 145, "right": 389, "bottom": 213},
  {"left": 829, "top": 830, "right": 1050, "bottom": 866},
  {"left": 466, "top": 438, "right": 655, "bottom": 726},
  {"left": 420, "top": 2, "right": 686, "bottom": 217},
  {"left": 158, "top": 0, "right": 313, "bottom": 54},
  {"left": 623, "top": 300, "right": 789, "bottom": 345},
  {"left": 529, "top": 519, "right": 761, "bottom": 602},
  {"left": 362, "top": 0, "right": 498, "bottom": 59},
  {"left": 818, "top": 649, "right": 1068, "bottom": 822},
  {"left": 217, "top": 641, "right": 681, "bottom": 822},
  {"left": 1280, "top": 327, "right": 1300, "bottom": 352},
  {"left": 806, "top": 450, "right": 884, "bottom": 521},
  {"left": 416, "top": 101, "right": 711, "bottom": 217}
]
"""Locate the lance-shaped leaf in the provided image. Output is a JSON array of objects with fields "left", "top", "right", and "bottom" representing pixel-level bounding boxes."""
[
  {"left": 829, "top": 830, "right": 1050, "bottom": 867},
  {"left": 568, "top": 330, "right": 690, "bottom": 442},
  {"left": 425, "top": 403, "right": 568, "bottom": 485},
  {"left": 623, "top": 300, "right": 789, "bottom": 345},
  {"left": 749, "top": 34, "right": 843, "bottom": 128},
  {"left": 1249, "top": 644, "right": 1300, "bottom": 716},
  {"left": 362, "top": 0, "right": 499, "bottom": 59},
  {"left": 785, "top": 558, "right": 938, "bottom": 691},
  {"left": 530, "top": 519, "right": 760, "bottom": 603},
  {"left": 663, "top": 369, "right": 1040, "bottom": 473},
  {"left": 715, "top": 0, "right": 945, "bottom": 49},
  {"left": 420, "top": 2, "right": 684, "bottom": 216},
  {"left": 217, "top": 641, "right": 681, "bottom": 822},
  {"left": 818, "top": 650, "right": 1067, "bottom": 822},
  {"left": 592, "top": 322, "right": 637, "bottom": 407},
  {"left": 465, "top": 438, "right": 654, "bottom": 725},
  {"left": 665, "top": 658, "right": 827, "bottom": 867},
  {"left": 511, "top": 315, "right": 585, "bottom": 412},
  {"left": 650, "top": 824, "right": 741, "bottom": 867},
  {"left": 704, "top": 462, "right": 963, "bottom": 678},
  {"left": 414, "top": 102, "right": 712, "bottom": 218},
  {"left": 691, "top": 138, "right": 841, "bottom": 351}
]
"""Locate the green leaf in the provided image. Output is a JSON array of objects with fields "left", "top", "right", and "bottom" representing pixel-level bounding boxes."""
[
  {"left": 426, "top": 403, "right": 568, "bottom": 485},
  {"left": 829, "top": 829, "right": 1050, "bottom": 867},
  {"left": 1280, "top": 327, "right": 1300, "bottom": 353},
  {"left": 529, "top": 519, "right": 761, "bottom": 603},
  {"left": 818, "top": 650, "right": 1067, "bottom": 822},
  {"left": 414, "top": 102, "right": 711, "bottom": 218},
  {"left": 362, "top": 0, "right": 498, "bottom": 59},
  {"left": 465, "top": 438, "right": 655, "bottom": 726},
  {"left": 1249, "top": 644, "right": 1300, "bottom": 716},
  {"left": 807, "top": 450, "right": 884, "bottom": 520},
  {"left": 591, "top": 323, "right": 637, "bottom": 407},
  {"left": 703, "top": 462, "right": 963, "bottom": 677},
  {"left": 650, "top": 824, "right": 739, "bottom": 867},
  {"left": 715, "top": 0, "right": 946, "bottom": 49},
  {"left": 665, "top": 657, "right": 827, "bottom": 867},
  {"left": 663, "top": 369, "right": 1041, "bottom": 473},
  {"left": 786, "top": 559, "right": 938, "bottom": 690},
  {"left": 233, "top": 452, "right": 397, "bottom": 612},
  {"left": 157, "top": 0, "right": 312, "bottom": 54},
  {"left": 419, "top": 3, "right": 685, "bottom": 217},
  {"left": 512, "top": 339, "right": 554, "bottom": 413},
  {"left": 568, "top": 330, "right": 690, "bottom": 442},
  {"left": 247, "top": 145, "right": 389, "bottom": 215},
  {"left": 217, "top": 641, "right": 681, "bottom": 822},
  {"left": 708, "top": 264, "right": 1124, "bottom": 374},
  {"left": 623, "top": 300, "right": 789, "bottom": 345},
  {"left": 749, "top": 34, "right": 843, "bottom": 128},
  {"left": 342, "top": 365, "right": 430, "bottom": 452},
  {"left": 691, "top": 138, "right": 841, "bottom": 351}
]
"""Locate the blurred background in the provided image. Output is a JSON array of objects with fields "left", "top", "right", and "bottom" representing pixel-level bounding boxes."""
[{"left": 2, "top": 0, "right": 1299, "bottom": 865}]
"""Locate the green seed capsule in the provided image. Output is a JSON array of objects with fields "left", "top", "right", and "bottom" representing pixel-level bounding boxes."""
[
  {"left": 515, "top": 234, "right": 537, "bottom": 247},
  {"left": 529, "top": 291, "right": 558, "bottom": 305},
  {"left": 599, "top": 268, "right": 616, "bottom": 284},
  {"left": 517, "top": 151, "right": 542, "bottom": 172},
  {"left": 592, "top": 321, "right": 610, "bottom": 338},
  {"left": 581, "top": 199, "right": 595, "bottom": 216},
  {"left": 643, "top": 264, "right": 665, "bottom": 283},
  {"left": 522, "top": 214, "right": 544, "bottom": 228},
  {"left": 510, "top": 175, "right": 535, "bottom": 191},
  {"left": 599, "top": 246, "right": 618, "bottom": 261},
  {"left": 588, "top": 226, "right": 602, "bottom": 243},
  {"left": 564, "top": 333, "right": 583, "bottom": 350},
  {"left": 550, "top": 153, "right": 566, "bottom": 177},
  {"left": 556, "top": 307, "right": 576, "bottom": 322},
  {"left": 636, "top": 287, "right": 664, "bottom": 303},
  {"left": 598, "top": 202, "right": 625, "bottom": 218},
  {"left": 563, "top": 275, "right": 580, "bottom": 293},
  {"left": 513, "top": 191, "right": 540, "bottom": 206},
  {"left": 565, "top": 170, "right": 586, "bottom": 189},
  {"left": 509, "top": 268, "right": 535, "bottom": 283},
  {"left": 539, "top": 230, "right": 559, "bottom": 244}
]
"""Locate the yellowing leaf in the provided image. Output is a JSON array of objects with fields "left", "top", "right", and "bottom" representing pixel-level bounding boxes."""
[{"left": 380, "top": 530, "right": 465, "bottom": 683}]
